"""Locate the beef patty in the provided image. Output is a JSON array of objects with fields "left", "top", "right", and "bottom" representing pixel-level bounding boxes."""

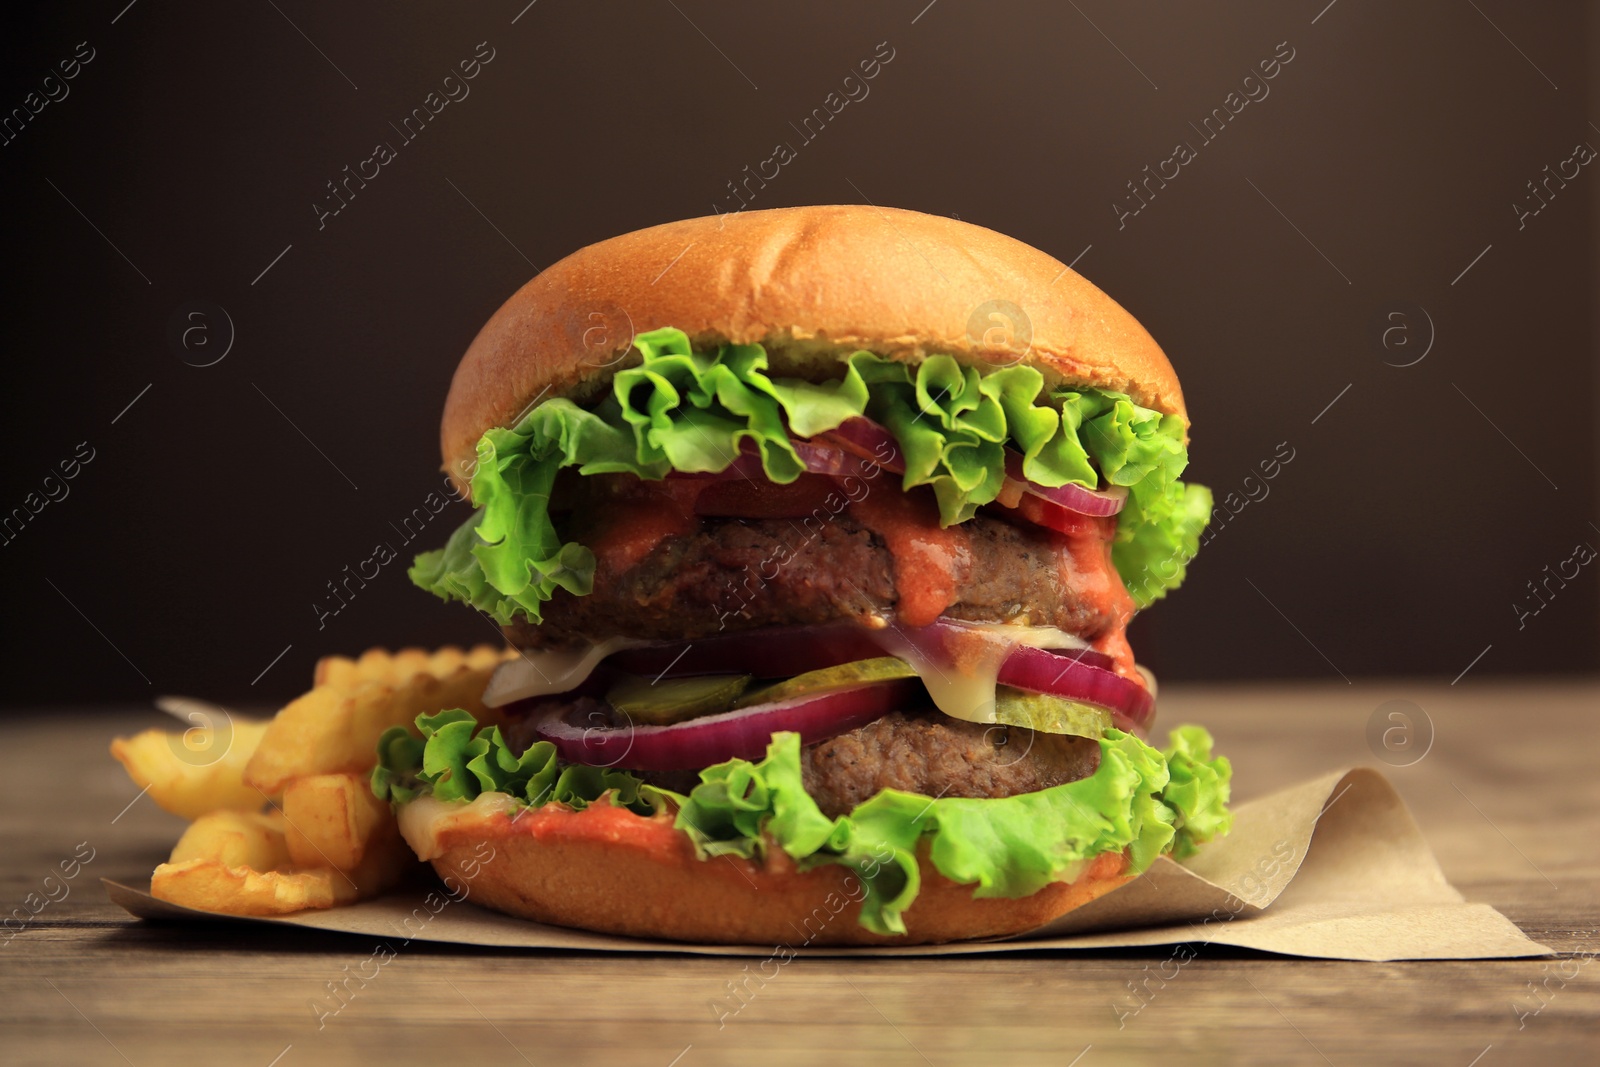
[
  {"left": 505, "top": 510, "right": 1118, "bottom": 648},
  {"left": 798, "top": 711, "right": 1101, "bottom": 818}
]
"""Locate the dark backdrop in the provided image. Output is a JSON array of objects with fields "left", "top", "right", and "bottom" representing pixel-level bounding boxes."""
[{"left": 3, "top": 1, "right": 1596, "bottom": 706}]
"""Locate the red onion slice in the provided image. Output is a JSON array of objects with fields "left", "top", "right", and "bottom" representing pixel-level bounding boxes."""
[
  {"left": 664, "top": 419, "right": 1123, "bottom": 523},
  {"left": 878, "top": 617, "right": 1151, "bottom": 735},
  {"left": 1002, "top": 451, "right": 1126, "bottom": 517},
  {"left": 534, "top": 678, "right": 922, "bottom": 771},
  {"left": 608, "top": 620, "right": 1136, "bottom": 720},
  {"left": 666, "top": 438, "right": 868, "bottom": 482},
  {"left": 996, "top": 644, "right": 1154, "bottom": 734},
  {"left": 819, "top": 416, "right": 906, "bottom": 474},
  {"left": 793, "top": 440, "right": 861, "bottom": 477}
]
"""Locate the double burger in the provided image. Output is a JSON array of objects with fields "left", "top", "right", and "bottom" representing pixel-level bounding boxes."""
[{"left": 374, "top": 205, "right": 1230, "bottom": 945}]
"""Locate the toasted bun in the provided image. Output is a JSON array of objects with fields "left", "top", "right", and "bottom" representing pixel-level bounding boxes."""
[
  {"left": 428, "top": 798, "right": 1132, "bottom": 946},
  {"left": 440, "top": 205, "right": 1182, "bottom": 494}
]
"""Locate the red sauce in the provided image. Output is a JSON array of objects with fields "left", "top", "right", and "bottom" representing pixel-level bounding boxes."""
[
  {"left": 1092, "top": 626, "right": 1139, "bottom": 683},
  {"left": 994, "top": 496, "right": 1140, "bottom": 683},
  {"left": 576, "top": 473, "right": 846, "bottom": 579},
  {"left": 487, "top": 802, "right": 689, "bottom": 859},
  {"left": 1058, "top": 522, "right": 1139, "bottom": 682},
  {"left": 693, "top": 473, "right": 840, "bottom": 519},
  {"left": 431, "top": 802, "right": 704, "bottom": 879},
  {"left": 572, "top": 470, "right": 1143, "bottom": 687},
  {"left": 578, "top": 477, "right": 701, "bottom": 577},
  {"left": 848, "top": 487, "right": 971, "bottom": 627}
]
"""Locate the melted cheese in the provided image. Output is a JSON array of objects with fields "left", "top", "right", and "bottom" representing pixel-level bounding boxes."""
[
  {"left": 482, "top": 637, "right": 644, "bottom": 707},
  {"left": 396, "top": 791, "right": 518, "bottom": 860},
  {"left": 482, "top": 613, "right": 1137, "bottom": 739},
  {"left": 870, "top": 620, "right": 1091, "bottom": 725}
]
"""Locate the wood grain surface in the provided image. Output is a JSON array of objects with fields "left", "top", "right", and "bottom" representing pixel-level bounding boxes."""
[{"left": 3, "top": 682, "right": 1596, "bottom": 1066}]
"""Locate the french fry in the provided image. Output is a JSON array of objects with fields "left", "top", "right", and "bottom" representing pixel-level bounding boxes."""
[
  {"left": 282, "top": 773, "right": 390, "bottom": 871},
  {"left": 245, "top": 646, "right": 510, "bottom": 794},
  {"left": 151, "top": 806, "right": 413, "bottom": 916},
  {"left": 121, "top": 645, "right": 505, "bottom": 916},
  {"left": 312, "top": 644, "right": 503, "bottom": 690},
  {"left": 168, "top": 810, "right": 291, "bottom": 869},
  {"left": 151, "top": 860, "right": 338, "bottom": 915},
  {"left": 110, "top": 720, "right": 270, "bottom": 819}
]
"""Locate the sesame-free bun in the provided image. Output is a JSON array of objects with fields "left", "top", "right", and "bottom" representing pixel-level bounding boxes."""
[
  {"left": 440, "top": 205, "right": 1183, "bottom": 493},
  {"left": 428, "top": 798, "right": 1132, "bottom": 947}
]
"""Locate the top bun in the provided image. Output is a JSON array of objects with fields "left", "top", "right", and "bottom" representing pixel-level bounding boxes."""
[{"left": 440, "top": 205, "right": 1183, "bottom": 493}]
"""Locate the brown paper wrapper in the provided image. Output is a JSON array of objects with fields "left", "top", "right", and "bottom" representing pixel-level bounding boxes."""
[{"left": 105, "top": 766, "right": 1551, "bottom": 960}]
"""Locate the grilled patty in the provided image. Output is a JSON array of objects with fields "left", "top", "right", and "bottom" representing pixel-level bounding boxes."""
[
  {"left": 798, "top": 711, "right": 1101, "bottom": 818},
  {"left": 505, "top": 510, "right": 1118, "bottom": 648}
]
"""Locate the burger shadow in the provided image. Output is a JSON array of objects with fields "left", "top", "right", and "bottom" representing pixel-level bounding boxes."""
[
  {"left": 88, "top": 919, "right": 679, "bottom": 961},
  {"left": 88, "top": 920, "right": 1286, "bottom": 963},
  {"left": 968, "top": 943, "right": 1284, "bottom": 962}
]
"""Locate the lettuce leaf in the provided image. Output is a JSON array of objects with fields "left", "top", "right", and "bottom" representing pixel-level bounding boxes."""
[
  {"left": 410, "top": 327, "right": 1208, "bottom": 622},
  {"left": 1064, "top": 389, "right": 1212, "bottom": 608},
  {"left": 375, "top": 711, "right": 1232, "bottom": 936},
  {"left": 1161, "top": 724, "right": 1235, "bottom": 859},
  {"left": 1116, "top": 479, "right": 1214, "bottom": 609},
  {"left": 371, "top": 710, "right": 663, "bottom": 816}
]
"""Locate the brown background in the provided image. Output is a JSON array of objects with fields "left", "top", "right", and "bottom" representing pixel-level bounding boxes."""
[{"left": 2, "top": 0, "right": 1596, "bottom": 705}]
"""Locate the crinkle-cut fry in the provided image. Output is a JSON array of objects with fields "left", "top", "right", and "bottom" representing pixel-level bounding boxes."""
[
  {"left": 311, "top": 654, "right": 343, "bottom": 689},
  {"left": 356, "top": 646, "right": 394, "bottom": 680},
  {"left": 244, "top": 648, "right": 512, "bottom": 794},
  {"left": 457, "top": 644, "right": 507, "bottom": 672},
  {"left": 151, "top": 806, "right": 413, "bottom": 915},
  {"left": 154, "top": 810, "right": 320, "bottom": 914},
  {"left": 109, "top": 720, "right": 270, "bottom": 820},
  {"left": 151, "top": 860, "right": 338, "bottom": 915},
  {"left": 383, "top": 647, "right": 434, "bottom": 685},
  {"left": 240, "top": 685, "right": 349, "bottom": 795},
  {"left": 129, "top": 645, "right": 511, "bottom": 915},
  {"left": 313, "top": 644, "right": 501, "bottom": 689}
]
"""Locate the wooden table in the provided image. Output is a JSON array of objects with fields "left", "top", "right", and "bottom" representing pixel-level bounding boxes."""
[{"left": 4, "top": 682, "right": 1597, "bottom": 1066}]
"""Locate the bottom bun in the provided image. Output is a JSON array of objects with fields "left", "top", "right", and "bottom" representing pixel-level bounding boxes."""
[{"left": 428, "top": 799, "right": 1133, "bottom": 946}]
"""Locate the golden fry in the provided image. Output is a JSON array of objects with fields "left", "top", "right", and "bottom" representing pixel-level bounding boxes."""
[
  {"left": 281, "top": 773, "right": 390, "bottom": 871},
  {"left": 123, "top": 645, "right": 499, "bottom": 915},
  {"left": 110, "top": 720, "right": 270, "bottom": 819},
  {"left": 151, "top": 860, "right": 337, "bottom": 915},
  {"left": 151, "top": 807, "right": 412, "bottom": 915},
  {"left": 168, "top": 809, "right": 291, "bottom": 869},
  {"left": 245, "top": 646, "right": 509, "bottom": 794},
  {"left": 312, "top": 644, "right": 501, "bottom": 690}
]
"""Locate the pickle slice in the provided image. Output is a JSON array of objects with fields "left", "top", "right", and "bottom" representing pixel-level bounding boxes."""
[
  {"left": 735, "top": 656, "right": 919, "bottom": 708},
  {"left": 990, "top": 686, "right": 1112, "bottom": 739},
  {"left": 606, "top": 673, "right": 751, "bottom": 725}
]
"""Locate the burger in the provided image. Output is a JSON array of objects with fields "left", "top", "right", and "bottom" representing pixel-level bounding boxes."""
[{"left": 373, "top": 205, "right": 1230, "bottom": 945}]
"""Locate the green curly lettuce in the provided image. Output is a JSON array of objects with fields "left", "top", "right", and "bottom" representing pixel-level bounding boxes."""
[
  {"left": 1160, "top": 723, "right": 1235, "bottom": 859},
  {"left": 409, "top": 327, "right": 1208, "bottom": 622},
  {"left": 371, "top": 710, "right": 663, "bottom": 816},
  {"left": 374, "top": 711, "right": 1232, "bottom": 936},
  {"left": 1060, "top": 389, "right": 1216, "bottom": 608}
]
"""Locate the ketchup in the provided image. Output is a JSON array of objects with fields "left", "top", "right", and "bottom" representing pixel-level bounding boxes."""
[
  {"left": 847, "top": 488, "right": 972, "bottom": 627},
  {"left": 574, "top": 477, "right": 701, "bottom": 577}
]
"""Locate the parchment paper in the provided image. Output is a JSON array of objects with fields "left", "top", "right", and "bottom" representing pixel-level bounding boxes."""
[{"left": 106, "top": 766, "right": 1551, "bottom": 960}]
